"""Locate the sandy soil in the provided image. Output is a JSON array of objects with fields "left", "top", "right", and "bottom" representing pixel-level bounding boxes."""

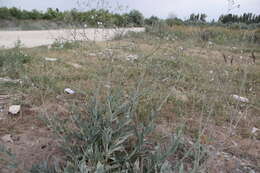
[{"left": 0, "top": 27, "right": 145, "bottom": 48}]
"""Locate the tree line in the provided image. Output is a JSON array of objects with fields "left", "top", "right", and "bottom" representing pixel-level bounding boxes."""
[
  {"left": 0, "top": 7, "right": 145, "bottom": 27},
  {"left": 219, "top": 13, "right": 260, "bottom": 24},
  {"left": 0, "top": 7, "right": 259, "bottom": 27}
]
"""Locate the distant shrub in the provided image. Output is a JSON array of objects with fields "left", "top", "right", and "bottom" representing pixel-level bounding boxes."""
[
  {"left": 145, "top": 16, "right": 160, "bottom": 26},
  {"left": 166, "top": 18, "right": 184, "bottom": 27},
  {"left": 199, "top": 29, "right": 213, "bottom": 41},
  {"left": 126, "top": 10, "right": 144, "bottom": 27},
  {"left": 51, "top": 39, "right": 80, "bottom": 50},
  {"left": 0, "top": 46, "right": 31, "bottom": 78},
  {"left": 253, "top": 29, "right": 260, "bottom": 44}
]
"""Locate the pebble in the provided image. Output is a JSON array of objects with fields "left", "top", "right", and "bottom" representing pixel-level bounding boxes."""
[
  {"left": 252, "top": 127, "right": 259, "bottom": 134},
  {"left": 1, "top": 134, "right": 13, "bottom": 143},
  {"left": 45, "top": 57, "right": 58, "bottom": 62},
  {"left": 126, "top": 54, "right": 138, "bottom": 61},
  {"left": 232, "top": 95, "right": 249, "bottom": 103},
  {"left": 8, "top": 105, "right": 21, "bottom": 115},
  {"left": 64, "top": 88, "right": 75, "bottom": 94}
]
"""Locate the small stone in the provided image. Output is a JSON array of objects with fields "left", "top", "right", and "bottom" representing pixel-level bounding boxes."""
[
  {"left": 69, "top": 63, "right": 82, "bottom": 69},
  {"left": 1, "top": 134, "right": 13, "bottom": 143},
  {"left": 89, "top": 53, "right": 96, "bottom": 57},
  {"left": 64, "top": 88, "right": 75, "bottom": 94},
  {"left": 232, "top": 95, "right": 249, "bottom": 103},
  {"left": 8, "top": 105, "right": 21, "bottom": 115},
  {"left": 126, "top": 54, "right": 138, "bottom": 61},
  {"left": 208, "top": 41, "right": 213, "bottom": 45},
  {"left": 45, "top": 57, "right": 57, "bottom": 62},
  {"left": 252, "top": 127, "right": 259, "bottom": 134}
]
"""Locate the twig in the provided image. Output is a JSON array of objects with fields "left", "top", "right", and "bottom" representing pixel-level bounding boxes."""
[
  {"left": 222, "top": 53, "right": 227, "bottom": 63},
  {"left": 251, "top": 51, "right": 256, "bottom": 64}
]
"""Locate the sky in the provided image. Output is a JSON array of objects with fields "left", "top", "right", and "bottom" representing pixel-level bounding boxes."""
[{"left": 1, "top": 0, "right": 260, "bottom": 20}]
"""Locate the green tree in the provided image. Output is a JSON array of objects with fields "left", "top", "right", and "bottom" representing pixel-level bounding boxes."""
[
  {"left": 127, "top": 10, "right": 144, "bottom": 27},
  {"left": 145, "top": 16, "right": 159, "bottom": 26},
  {"left": 0, "top": 7, "right": 12, "bottom": 19}
]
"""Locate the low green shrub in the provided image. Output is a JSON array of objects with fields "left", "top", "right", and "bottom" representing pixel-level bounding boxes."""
[
  {"left": 253, "top": 29, "right": 260, "bottom": 44},
  {"left": 0, "top": 47, "right": 31, "bottom": 78}
]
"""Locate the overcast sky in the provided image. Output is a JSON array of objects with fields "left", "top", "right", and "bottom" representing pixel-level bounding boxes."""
[{"left": 1, "top": 0, "right": 260, "bottom": 20}]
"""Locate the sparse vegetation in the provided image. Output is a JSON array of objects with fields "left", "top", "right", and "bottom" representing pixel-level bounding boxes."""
[
  {"left": 0, "top": 46, "right": 31, "bottom": 78},
  {"left": 0, "top": 2, "right": 260, "bottom": 173}
]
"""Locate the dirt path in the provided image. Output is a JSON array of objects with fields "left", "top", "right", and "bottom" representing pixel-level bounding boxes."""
[{"left": 0, "top": 27, "right": 145, "bottom": 48}]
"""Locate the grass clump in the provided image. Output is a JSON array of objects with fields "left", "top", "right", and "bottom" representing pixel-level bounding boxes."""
[
  {"left": 0, "top": 47, "right": 31, "bottom": 78},
  {"left": 33, "top": 86, "right": 206, "bottom": 173}
]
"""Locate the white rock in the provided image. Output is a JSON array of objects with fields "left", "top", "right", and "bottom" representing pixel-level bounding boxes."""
[
  {"left": 209, "top": 70, "right": 214, "bottom": 74},
  {"left": 68, "top": 63, "right": 82, "bottom": 69},
  {"left": 89, "top": 53, "right": 96, "bottom": 57},
  {"left": 0, "top": 77, "right": 21, "bottom": 83},
  {"left": 8, "top": 105, "right": 21, "bottom": 115},
  {"left": 252, "top": 127, "right": 259, "bottom": 134},
  {"left": 45, "top": 57, "right": 57, "bottom": 62},
  {"left": 126, "top": 54, "right": 138, "bottom": 61},
  {"left": 64, "top": 88, "right": 75, "bottom": 94},
  {"left": 232, "top": 95, "right": 249, "bottom": 103},
  {"left": 1, "top": 134, "right": 13, "bottom": 143},
  {"left": 104, "top": 84, "right": 111, "bottom": 89}
]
